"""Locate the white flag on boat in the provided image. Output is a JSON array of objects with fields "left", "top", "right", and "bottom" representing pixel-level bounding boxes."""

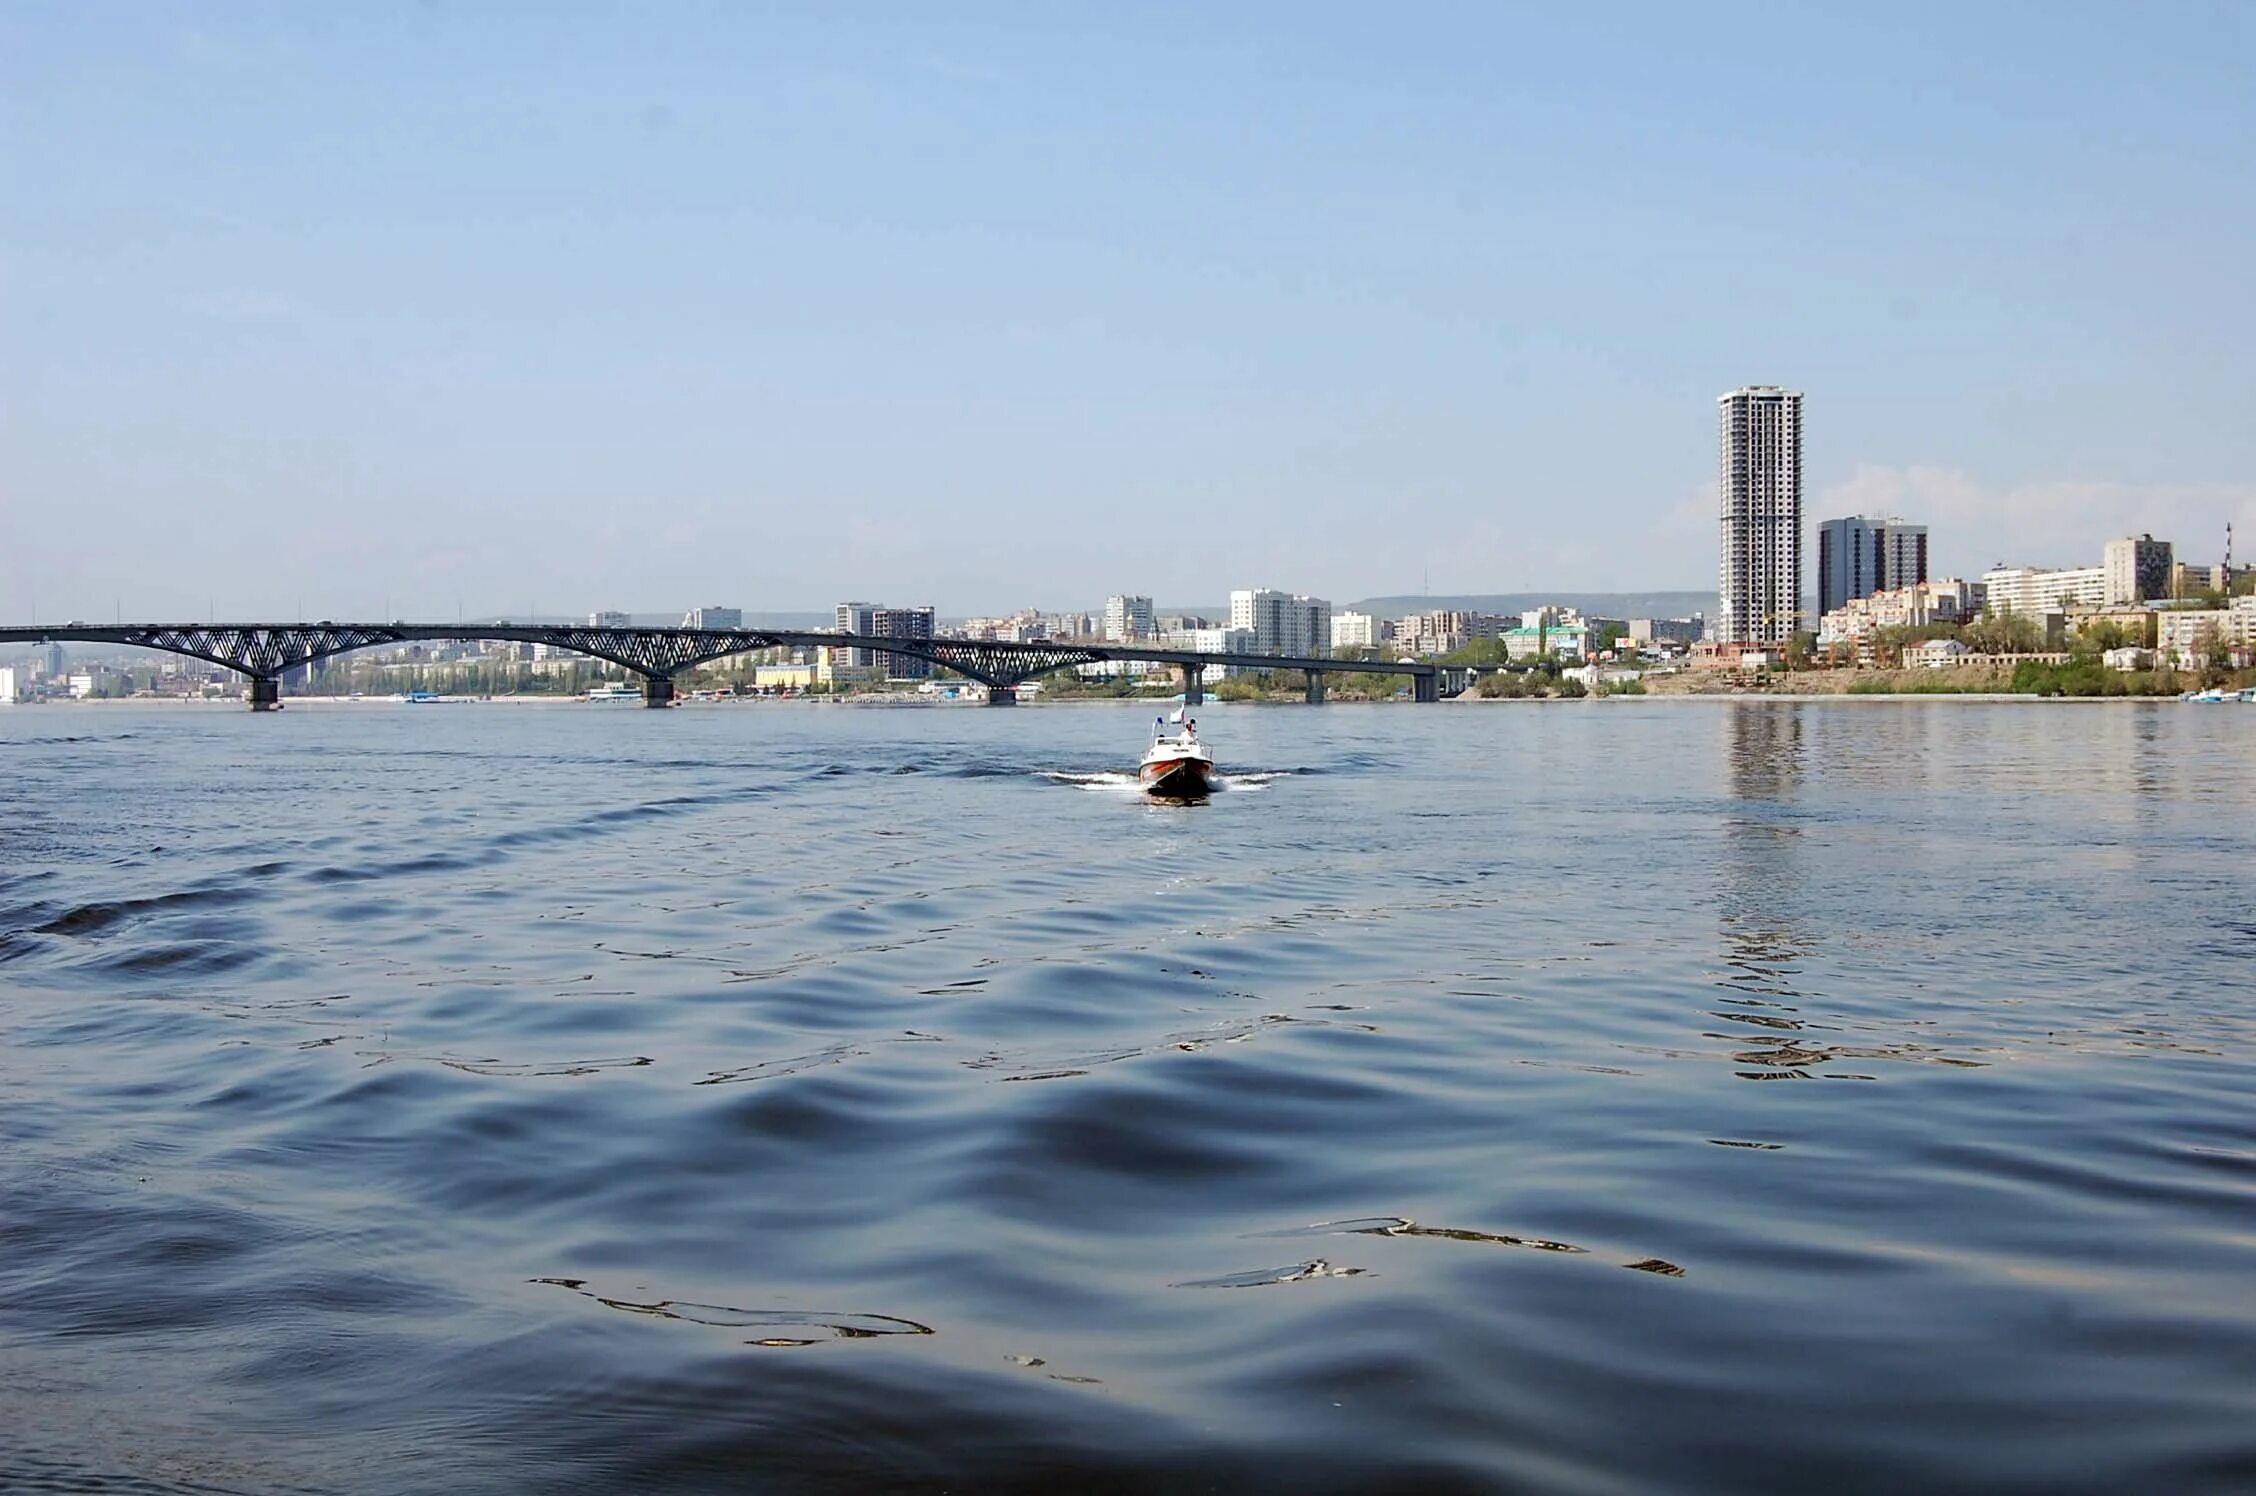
[{"left": 1169, "top": 706, "right": 1187, "bottom": 724}]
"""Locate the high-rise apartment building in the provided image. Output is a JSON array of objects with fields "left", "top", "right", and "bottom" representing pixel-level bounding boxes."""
[
  {"left": 835, "top": 603, "right": 879, "bottom": 668},
  {"left": 681, "top": 606, "right": 741, "bottom": 630},
  {"left": 873, "top": 606, "right": 935, "bottom": 679},
  {"left": 2102, "top": 534, "right": 2173, "bottom": 605},
  {"left": 587, "top": 610, "right": 631, "bottom": 629},
  {"left": 1102, "top": 594, "right": 1155, "bottom": 642},
  {"left": 1817, "top": 515, "right": 1928, "bottom": 618},
  {"left": 1229, "top": 589, "right": 1332, "bottom": 657},
  {"left": 834, "top": 602, "right": 935, "bottom": 677},
  {"left": 1717, "top": 387, "right": 1804, "bottom": 645}
]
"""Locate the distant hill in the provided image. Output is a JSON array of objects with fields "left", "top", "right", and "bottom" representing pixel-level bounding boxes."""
[{"left": 1347, "top": 591, "right": 1716, "bottom": 620}]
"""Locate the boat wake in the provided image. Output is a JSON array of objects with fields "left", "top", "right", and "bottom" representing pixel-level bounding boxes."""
[{"left": 1035, "top": 769, "right": 1290, "bottom": 795}]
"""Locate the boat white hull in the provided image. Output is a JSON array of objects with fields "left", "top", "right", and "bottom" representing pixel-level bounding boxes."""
[{"left": 1138, "top": 735, "right": 1215, "bottom": 796}]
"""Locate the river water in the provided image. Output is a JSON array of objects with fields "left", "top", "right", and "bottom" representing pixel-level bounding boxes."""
[{"left": 2, "top": 699, "right": 2252, "bottom": 1493}]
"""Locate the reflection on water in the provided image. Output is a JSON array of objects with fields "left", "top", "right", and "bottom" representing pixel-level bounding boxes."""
[
  {"left": 1718, "top": 707, "right": 1813, "bottom": 1064},
  {"left": 2, "top": 700, "right": 2254, "bottom": 1493}
]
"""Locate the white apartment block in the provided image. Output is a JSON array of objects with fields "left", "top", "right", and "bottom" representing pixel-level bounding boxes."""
[
  {"left": 681, "top": 606, "right": 742, "bottom": 630},
  {"left": 1718, "top": 386, "right": 1803, "bottom": 645},
  {"left": 0, "top": 667, "right": 18, "bottom": 704},
  {"left": 587, "top": 610, "right": 631, "bottom": 628},
  {"left": 1160, "top": 625, "right": 1257, "bottom": 676},
  {"left": 1103, "top": 594, "right": 1155, "bottom": 642},
  {"left": 1228, "top": 589, "right": 1332, "bottom": 657},
  {"left": 1981, "top": 566, "right": 2107, "bottom": 616},
  {"left": 1330, "top": 611, "right": 1385, "bottom": 651}
]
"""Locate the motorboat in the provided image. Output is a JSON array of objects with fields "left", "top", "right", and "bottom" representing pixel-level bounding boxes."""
[{"left": 1139, "top": 714, "right": 1215, "bottom": 797}]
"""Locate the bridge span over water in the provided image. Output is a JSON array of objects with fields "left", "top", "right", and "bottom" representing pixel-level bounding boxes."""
[{"left": 0, "top": 623, "right": 1443, "bottom": 709}]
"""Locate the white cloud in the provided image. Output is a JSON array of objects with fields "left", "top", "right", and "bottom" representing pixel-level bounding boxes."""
[{"left": 1817, "top": 465, "right": 2256, "bottom": 574}]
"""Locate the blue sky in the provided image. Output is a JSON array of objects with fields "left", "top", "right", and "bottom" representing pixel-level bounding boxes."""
[{"left": 4, "top": 2, "right": 2251, "bottom": 618}]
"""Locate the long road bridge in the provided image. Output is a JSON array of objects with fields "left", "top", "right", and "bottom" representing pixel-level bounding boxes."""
[{"left": 0, "top": 623, "right": 1443, "bottom": 709}]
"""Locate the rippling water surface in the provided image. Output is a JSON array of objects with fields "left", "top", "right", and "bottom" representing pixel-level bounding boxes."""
[{"left": 4, "top": 699, "right": 2253, "bottom": 1493}]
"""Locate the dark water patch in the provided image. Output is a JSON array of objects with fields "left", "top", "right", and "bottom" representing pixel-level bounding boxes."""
[
  {"left": 88, "top": 940, "right": 261, "bottom": 977},
  {"left": 1263, "top": 1216, "right": 1590, "bottom": 1254},
  {"left": 302, "top": 850, "right": 482, "bottom": 883},
  {"left": 371, "top": 1052, "right": 655, "bottom": 1079},
  {"left": 531, "top": 1277, "right": 935, "bottom": 1345},
  {"left": 33, "top": 885, "right": 250, "bottom": 937},
  {"left": 695, "top": 1042, "right": 864, "bottom": 1086},
  {"left": 0, "top": 731, "right": 139, "bottom": 746},
  {"left": 0, "top": 930, "right": 48, "bottom": 963}
]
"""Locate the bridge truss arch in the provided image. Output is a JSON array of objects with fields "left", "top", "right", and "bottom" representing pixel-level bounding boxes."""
[{"left": 0, "top": 623, "right": 1439, "bottom": 708}]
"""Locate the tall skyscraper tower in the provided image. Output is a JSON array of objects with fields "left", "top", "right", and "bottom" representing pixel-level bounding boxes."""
[{"left": 1717, "top": 386, "right": 1804, "bottom": 645}]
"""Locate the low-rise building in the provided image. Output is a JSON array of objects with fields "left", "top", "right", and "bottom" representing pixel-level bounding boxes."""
[
  {"left": 1074, "top": 658, "right": 1165, "bottom": 680},
  {"left": 754, "top": 662, "right": 818, "bottom": 690},
  {"left": 1391, "top": 611, "right": 1507, "bottom": 656},
  {"left": 1817, "top": 578, "right": 1986, "bottom": 651},
  {"left": 1503, "top": 622, "right": 1588, "bottom": 661},
  {"left": 2156, "top": 597, "right": 2256, "bottom": 668},
  {"left": 2169, "top": 560, "right": 2256, "bottom": 598},
  {"left": 2065, "top": 606, "right": 2156, "bottom": 645},
  {"left": 1627, "top": 616, "right": 1706, "bottom": 647},
  {"left": 1910, "top": 638, "right": 1970, "bottom": 668}
]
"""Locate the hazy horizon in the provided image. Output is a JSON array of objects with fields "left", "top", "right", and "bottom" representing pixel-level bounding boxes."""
[{"left": 5, "top": 5, "right": 2251, "bottom": 620}]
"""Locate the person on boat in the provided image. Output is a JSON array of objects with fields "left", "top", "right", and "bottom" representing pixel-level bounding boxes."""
[{"left": 1185, "top": 718, "right": 1197, "bottom": 740}]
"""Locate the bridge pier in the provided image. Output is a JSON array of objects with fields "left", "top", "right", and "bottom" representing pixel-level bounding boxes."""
[
  {"left": 983, "top": 685, "right": 1019, "bottom": 706},
  {"left": 641, "top": 674, "right": 676, "bottom": 708},
  {"left": 247, "top": 677, "right": 281, "bottom": 712},
  {"left": 1182, "top": 664, "right": 1205, "bottom": 706},
  {"left": 1304, "top": 672, "right": 1326, "bottom": 705},
  {"left": 1414, "top": 671, "right": 1439, "bottom": 703}
]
